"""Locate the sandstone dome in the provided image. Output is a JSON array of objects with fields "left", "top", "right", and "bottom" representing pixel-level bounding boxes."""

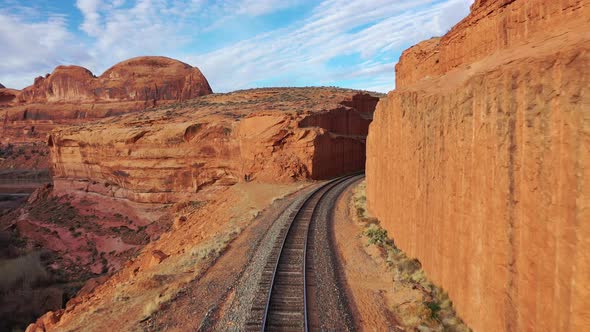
[{"left": 17, "top": 56, "right": 212, "bottom": 104}]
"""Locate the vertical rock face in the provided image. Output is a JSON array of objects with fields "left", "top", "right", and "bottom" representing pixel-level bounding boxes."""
[{"left": 366, "top": 1, "right": 590, "bottom": 331}]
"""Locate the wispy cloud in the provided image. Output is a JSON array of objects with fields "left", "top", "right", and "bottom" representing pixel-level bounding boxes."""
[
  {"left": 188, "top": 0, "right": 473, "bottom": 92},
  {"left": 0, "top": 10, "right": 89, "bottom": 88},
  {"left": 234, "top": 0, "right": 303, "bottom": 16},
  {"left": 0, "top": 0, "right": 473, "bottom": 92},
  {"left": 72, "top": 0, "right": 307, "bottom": 73}
]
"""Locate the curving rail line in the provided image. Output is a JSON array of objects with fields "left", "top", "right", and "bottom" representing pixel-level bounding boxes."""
[{"left": 245, "top": 173, "right": 361, "bottom": 331}]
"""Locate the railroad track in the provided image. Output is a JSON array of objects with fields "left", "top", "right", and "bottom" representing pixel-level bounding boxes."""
[{"left": 245, "top": 174, "right": 361, "bottom": 331}]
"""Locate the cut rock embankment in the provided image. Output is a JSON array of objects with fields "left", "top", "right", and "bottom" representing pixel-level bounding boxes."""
[{"left": 367, "top": 0, "right": 590, "bottom": 331}]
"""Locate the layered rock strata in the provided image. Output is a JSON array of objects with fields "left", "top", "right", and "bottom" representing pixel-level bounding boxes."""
[
  {"left": 366, "top": 0, "right": 590, "bottom": 331},
  {"left": 0, "top": 56, "right": 212, "bottom": 144},
  {"left": 50, "top": 88, "right": 379, "bottom": 204}
]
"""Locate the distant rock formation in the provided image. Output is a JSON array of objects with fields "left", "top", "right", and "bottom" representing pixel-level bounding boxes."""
[
  {"left": 49, "top": 88, "right": 379, "bottom": 204},
  {"left": 0, "top": 87, "right": 19, "bottom": 106},
  {"left": 367, "top": 0, "right": 590, "bottom": 331},
  {"left": 0, "top": 83, "right": 5, "bottom": 88},
  {"left": 18, "top": 56, "right": 212, "bottom": 104},
  {"left": 0, "top": 56, "right": 213, "bottom": 144}
]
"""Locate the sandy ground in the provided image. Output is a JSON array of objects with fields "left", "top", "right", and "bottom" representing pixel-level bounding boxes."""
[
  {"left": 333, "top": 180, "right": 470, "bottom": 332},
  {"left": 26, "top": 178, "right": 468, "bottom": 332},
  {"left": 143, "top": 182, "right": 310, "bottom": 331},
  {"left": 43, "top": 181, "right": 308, "bottom": 332},
  {"left": 332, "top": 179, "right": 403, "bottom": 331}
]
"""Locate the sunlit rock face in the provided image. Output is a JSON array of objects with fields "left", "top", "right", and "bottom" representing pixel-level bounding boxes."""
[
  {"left": 49, "top": 87, "right": 379, "bottom": 204},
  {"left": 366, "top": 0, "right": 590, "bottom": 331},
  {"left": 1, "top": 56, "right": 212, "bottom": 144},
  {"left": 18, "top": 56, "right": 212, "bottom": 104}
]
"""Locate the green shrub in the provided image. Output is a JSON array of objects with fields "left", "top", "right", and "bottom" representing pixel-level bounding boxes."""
[
  {"left": 426, "top": 301, "right": 441, "bottom": 319},
  {"left": 364, "top": 226, "right": 390, "bottom": 247}
]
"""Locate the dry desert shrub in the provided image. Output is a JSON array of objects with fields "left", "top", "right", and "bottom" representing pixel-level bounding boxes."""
[{"left": 352, "top": 181, "right": 470, "bottom": 332}]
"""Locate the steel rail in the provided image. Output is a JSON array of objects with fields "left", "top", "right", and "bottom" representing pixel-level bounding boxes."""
[{"left": 261, "top": 175, "right": 353, "bottom": 331}]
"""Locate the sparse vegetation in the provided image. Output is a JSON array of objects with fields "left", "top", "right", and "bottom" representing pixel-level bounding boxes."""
[
  {"left": 113, "top": 170, "right": 130, "bottom": 178},
  {"left": 363, "top": 225, "right": 391, "bottom": 246},
  {"left": 0, "top": 142, "right": 50, "bottom": 168},
  {"left": 426, "top": 301, "right": 442, "bottom": 319},
  {"left": 146, "top": 87, "right": 384, "bottom": 120},
  {"left": 173, "top": 200, "right": 206, "bottom": 215},
  {"left": 352, "top": 181, "right": 470, "bottom": 331},
  {"left": 28, "top": 196, "right": 150, "bottom": 245}
]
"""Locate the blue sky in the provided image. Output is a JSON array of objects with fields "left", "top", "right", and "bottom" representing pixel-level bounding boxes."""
[{"left": 0, "top": 0, "right": 473, "bottom": 92}]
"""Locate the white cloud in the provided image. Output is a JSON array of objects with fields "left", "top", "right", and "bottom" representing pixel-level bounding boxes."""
[
  {"left": 0, "top": 12, "right": 89, "bottom": 88},
  {"left": 0, "top": 0, "right": 473, "bottom": 92},
  {"left": 90, "top": 2, "right": 189, "bottom": 63},
  {"left": 235, "top": 0, "right": 303, "bottom": 15},
  {"left": 187, "top": 0, "right": 473, "bottom": 92},
  {"left": 70, "top": 0, "right": 301, "bottom": 76},
  {"left": 76, "top": 0, "right": 103, "bottom": 36}
]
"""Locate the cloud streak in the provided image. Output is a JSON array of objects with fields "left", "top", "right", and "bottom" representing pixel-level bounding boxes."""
[
  {"left": 0, "top": 0, "right": 473, "bottom": 92},
  {"left": 188, "top": 0, "right": 473, "bottom": 92},
  {"left": 0, "top": 11, "right": 89, "bottom": 88}
]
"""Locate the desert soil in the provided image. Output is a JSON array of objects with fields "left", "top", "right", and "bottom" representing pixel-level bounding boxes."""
[
  {"left": 36, "top": 181, "right": 307, "bottom": 332},
  {"left": 333, "top": 180, "right": 470, "bottom": 332},
  {"left": 332, "top": 179, "right": 403, "bottom": 331},
  {"left": 143, "top": 183, "right": 314, "bottom": 331}
]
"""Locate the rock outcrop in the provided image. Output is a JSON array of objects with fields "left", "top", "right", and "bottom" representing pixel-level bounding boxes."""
[
  {"left": 1, "top": 56, "right": 212, "bottom": 144},
  {"left": 7, "top": 88, "right": 377, "bottom": 330},
  {"left": 50, "top": 88, "right": 379, "bottom": 204},
  {"left": 18, "top": 56, "right": 211, "bottom": 104},
  {"left": 0, "top": 87, "right": 19, "bottom": 106},
  {"left": 366, "top": 1, "right": 590, "bottom": 331}
]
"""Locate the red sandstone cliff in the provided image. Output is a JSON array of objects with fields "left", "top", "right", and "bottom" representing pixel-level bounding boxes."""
[
  {"left": 49, "top": 88, "right": 378, "bottom": 204},
  {"left": 367, "top": 0, "right": 590, "bottom": 331}
]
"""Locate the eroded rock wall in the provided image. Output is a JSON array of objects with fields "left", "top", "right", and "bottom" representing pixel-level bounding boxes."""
[
  {"left": 50, "top": 88, "right": 378, "bottom": 204},
  {"left": 366, "top": 0, "right": 590, "bottom": 331},
  {"left": 395, "top": 0, "right": 589, "bottom": 88},
  {"left": 50, "top": 122, "right": 240, "bottom": 204},
  {"left": 0, "top": 88, "right": 18, "bottom": 106}
]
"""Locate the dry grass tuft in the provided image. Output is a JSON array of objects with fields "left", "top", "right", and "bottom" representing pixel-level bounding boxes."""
[{"left": 352, "top": 181, "right": 471, "bottom": 332}]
